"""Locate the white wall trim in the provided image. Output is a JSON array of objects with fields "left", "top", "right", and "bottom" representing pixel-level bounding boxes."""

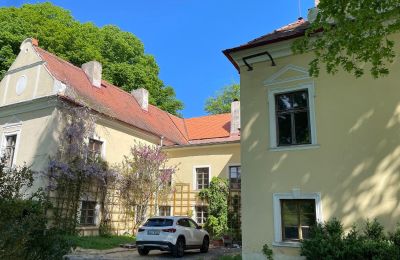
[
  {"left": 192, "top": 165, "right": 211, "bottom": 190},
  {"left": 268, "top": 82, "right": 317, "bottom": 149},
  {"left": 1, "top": 75, "right": 11, "bottom": 106},
  {"left": 32, "top": 65, "right": 41, "bottom": 98},
  {"left": 264, "top": 64, "right": 310, "bottom": 86},
  {"left": 272, "top": 190, "right": 323, "bottom": 247}
]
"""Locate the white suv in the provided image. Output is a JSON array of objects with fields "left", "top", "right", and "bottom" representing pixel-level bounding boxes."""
[{"left": 136, "top": 216, "right": 210, "bottom": 257}]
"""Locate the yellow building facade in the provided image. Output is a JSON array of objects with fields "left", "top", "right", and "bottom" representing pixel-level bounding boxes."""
[
  {"left": 0, "top": 39, "right": 241, "bottom": 236},
  {"left": 224, "top": 15, "right": 400, "bottom": 259}
]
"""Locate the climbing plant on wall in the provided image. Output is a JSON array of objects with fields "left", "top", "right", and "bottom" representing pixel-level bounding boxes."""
[
  {"left": 47, "top": 103, "right": 116, "bottom": 234},
  {"left": 118, "top": 143, "right": 177, "bottom": 233}
]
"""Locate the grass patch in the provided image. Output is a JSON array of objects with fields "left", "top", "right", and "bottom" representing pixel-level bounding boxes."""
[{"left": 66, "top": 235, "right": 135, "bottom": 250}]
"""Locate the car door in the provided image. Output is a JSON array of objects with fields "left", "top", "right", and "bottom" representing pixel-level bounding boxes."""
[
  {"left": 188, "top": 218, "right": 204, "bottom": 245},
  {"left": 177, "top": 218, "right": 194, "bottom": 246}
]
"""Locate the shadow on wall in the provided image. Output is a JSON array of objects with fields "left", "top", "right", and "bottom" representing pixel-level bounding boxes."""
[{"left": 244, "top": 80, "right": 400, "bottom": 231}]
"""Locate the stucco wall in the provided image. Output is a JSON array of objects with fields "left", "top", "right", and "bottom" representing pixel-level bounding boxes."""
[{"left": 239, "top": 34, "right": 400, "bottom": 259}]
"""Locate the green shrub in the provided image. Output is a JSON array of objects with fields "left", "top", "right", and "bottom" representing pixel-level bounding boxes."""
[
  {"left": 199, "top": 177, "right": 229, "bottom": 239},
  {"left": 0, "top": 160, "right": 75, "bottom": 259},
  {"left": 301, "top": 218, "right": 400, "bottom": 260}
]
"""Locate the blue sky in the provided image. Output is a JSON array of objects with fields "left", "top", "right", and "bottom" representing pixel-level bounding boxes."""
[{"left": 2, "top": 0, "right": 315, "bottom": 118}]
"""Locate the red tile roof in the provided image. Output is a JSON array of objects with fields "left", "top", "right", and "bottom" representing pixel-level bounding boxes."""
[
  {"left": 34, "top": 46, "right": 239, "bottom": 146},
  {"left": 185, "top": 113, "right": 231, "bottom": 141},
  {"left": 223, "top": 18, "right": 310, "bottom": 71}
]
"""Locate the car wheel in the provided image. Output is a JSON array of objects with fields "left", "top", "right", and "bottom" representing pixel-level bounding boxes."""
[
  {"left": 172, "top": 237, "right": 185, "bottom": 257},
  {"left": 200, "top": 236, "right": 209, "bottom": 253},
  {"left": 138, "top": 247, "right": 150, "bottom": 256}
]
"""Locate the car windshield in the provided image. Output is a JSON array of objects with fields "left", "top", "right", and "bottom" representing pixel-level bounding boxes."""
[{"left": 144, "top": 218, "right": 173, "bottom": 227}]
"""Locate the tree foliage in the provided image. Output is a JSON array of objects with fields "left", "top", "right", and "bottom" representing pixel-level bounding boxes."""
[
  {"left": 199, "top": 177, "right": 229, "bottom": 238},
  {"left": 0, "top": 3, "right": 183, "bottom": 115},
  {"left": 292, "top": 0, "right": 400, "bottom": 78},
  {"left": 205, "top": 83, "right": 240, "bottom": 115},
  {"left": 118, "top": 143, "right": 176, "bottom": 233}
]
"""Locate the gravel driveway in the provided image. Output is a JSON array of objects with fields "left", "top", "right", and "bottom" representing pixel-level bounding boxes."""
[{"left": 64, "top": 246, "right": 241, "bottom": 260}]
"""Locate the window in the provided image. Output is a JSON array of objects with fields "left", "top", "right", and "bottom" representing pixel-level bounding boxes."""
[
  {"left": 159, "top": 206, "right": 171, "bottom": 216},
  {"left": 177, "top": 218, "right": 190, "bottom": 227},
  {"left": 195, "top": 206, "right": 208, "bottom": 225},
  {"left": 196, "top": 167, "right": 209, "bottom": 190},
  {"left": 229, "top": 166, "right": 241, "bottom": 189},
  {"left": 88, "top": 138, "right": 103, "bottom": 161},
  {"left": 268, "top": 84, "right": 317, "bottom": 149},
  {"left": 3, "top": 135, "right": 17, "bottom": 167},
  {"left": 281, "top": 199, "right": 316, "bottom": 241},
  {"left": 188, "top": 218, "right": 199, "bottom": 229},
  {"left": 275, "top": 90, "right": 310, "bottom": 146},
  {"left": 144, "top": 218, "right": 173, "bottom": 227},
  {"left": 273, "top": 192, "right": 322, "bottom": 246},
  {"left": 80, "top": 201, "right": 96, "bottom": 226}
]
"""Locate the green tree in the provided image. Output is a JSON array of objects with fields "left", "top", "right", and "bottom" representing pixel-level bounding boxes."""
[
  {"left": 205, "top": 83, "right": 240, "bottom": 115},
  {"left": 0, "top": 3, "right": 183, "bottom": 115},
  {"left": 292, "top": 0, "right": 400, "bottom": 78}
]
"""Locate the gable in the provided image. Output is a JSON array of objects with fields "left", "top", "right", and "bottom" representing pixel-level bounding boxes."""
[
  {"left": 0, "top": 39, "right": 56, "bottom": 107},
  {"left": 264, "top": 64, "right": 310, "bottom": 86}
]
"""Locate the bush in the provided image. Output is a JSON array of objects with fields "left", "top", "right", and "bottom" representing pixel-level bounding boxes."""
[
  {"left": 301, "top": 218, "right": 400, "bottom": 260},
  {"left": 199, "top": 177, "right": 229, "bottom": 239},
  {"left": 0, "top": 160, "right": 75, "bottom": 259}
]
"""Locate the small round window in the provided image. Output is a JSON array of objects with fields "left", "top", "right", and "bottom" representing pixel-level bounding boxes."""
[{"left": 15, "top": 75, "right": 27, "bottom": 95}]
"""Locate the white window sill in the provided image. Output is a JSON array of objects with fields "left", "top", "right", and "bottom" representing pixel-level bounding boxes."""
[
  {"left": 272, "top": 241, "right": 301, "bottom": 248},
  {"left": 269, "top": 144, "right": 320, "bottom": 152}
]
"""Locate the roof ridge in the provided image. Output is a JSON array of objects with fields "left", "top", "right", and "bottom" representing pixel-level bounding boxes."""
[{"left": 166, "top": 113, "right": 189, "bottom": 143}]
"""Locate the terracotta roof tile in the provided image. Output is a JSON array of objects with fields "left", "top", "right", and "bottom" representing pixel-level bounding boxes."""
[
  {"left": 185, "top": 113, "right": 231, "bottom": 141},
  {"left": 33, "top": 46, "right": 239, "bottom": 146}
]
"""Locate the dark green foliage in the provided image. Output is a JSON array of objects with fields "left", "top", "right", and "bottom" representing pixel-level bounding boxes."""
[
  {"left": 205, "top": 83, "right": 240, "bottom": 115},
  {"left": 292, "top": 0, "right": 400, "bottom": 78},
  {"left": 301, "top": 218, "right": 400, "bottom": 259},
  {"left": 262, "top": 243, "right": 274, "bottom": 260},
  {"left": 199, "top": 177, "right": 229, "bottom": 238},
  {"left": 0, "top": 3, "right": 183, "bottom": 115},
  {"left": 0, "top": 159, "right": 75, "bottom": 259}
]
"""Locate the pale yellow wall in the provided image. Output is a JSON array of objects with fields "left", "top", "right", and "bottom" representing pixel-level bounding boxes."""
[
  {"left": 166, "top": 143, "right": 240, "bottom": 198},
  {"left": 94, "top": 117, "right": 159, "bottom": 165},
  {"left": 238, "top": 33, "right": 400, "bottom": 259},
  {"left": 0, "top": 40, "right": 55, "bottom": 107}
]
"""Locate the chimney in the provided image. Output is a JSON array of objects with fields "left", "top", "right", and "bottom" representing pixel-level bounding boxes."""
[
  {"left": 132, "top": 88, "right": 149, "bottom": 111},
  {"left": 32, "top": 38, "right": 39, "bottom": 46},
  {"left": 230, "top": 99, "right": 240, "bottom": 135},
  {"left": 81, "top": 61, "right": 102, "bottom": 88}
]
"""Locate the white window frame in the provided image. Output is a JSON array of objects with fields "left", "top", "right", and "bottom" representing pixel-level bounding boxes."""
[
  {"left": 268, "top": 83, "right": 318, "bottom": 151},
  {"left": 193, "top": 165, "right": 211, "bottom": 190},
  {"left": 273, "top": 191, "right": 323, "bottom": 247},
  {"left": 78, "top": 200, "right": 100, "bottom": 226},
  {"left": 1, "top": 123, "right": 22, "bottom": 168}
]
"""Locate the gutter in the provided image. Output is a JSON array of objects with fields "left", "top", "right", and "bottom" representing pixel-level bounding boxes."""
[
  {"left": 162, "top": 139, "right": 240, "bottom": 150},
  {"left": 223, "top": 26, "right": 309, "bottom": 73}
]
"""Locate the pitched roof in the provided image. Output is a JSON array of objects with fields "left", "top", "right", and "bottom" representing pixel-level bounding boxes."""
[
  {"left": 33, "top": 45, "right": 239, "bottom": 146},
  {"left": 223, "top": 18, "right": 310, "bottom": 71}
]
